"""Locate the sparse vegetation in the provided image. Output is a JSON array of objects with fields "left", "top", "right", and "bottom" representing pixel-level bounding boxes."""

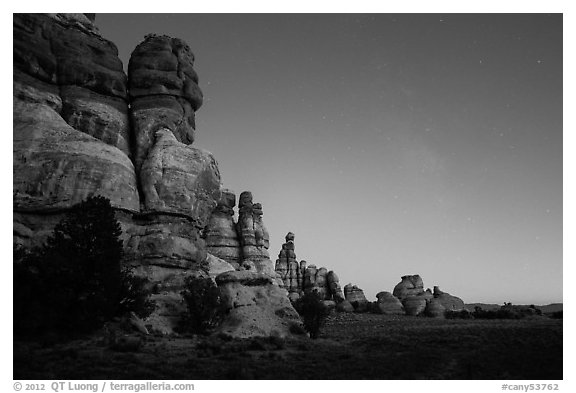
[
  {"left": 550, "top": 311, "right": 563, "bottom": 319},
  {"left": 292, "top": 291, "right": 330, "bottom": 339},
  {"left": 180, "top": 276, "right": 226, "bottom": 334},
  {"left": 13, "top": 313, "right": 562, "bottom": 379},
  {"left": 13, "top": 196, "right": 152, "bottom": 338},
  {"left": 445, "top": 304, "right": 543, "bottom": 320}
]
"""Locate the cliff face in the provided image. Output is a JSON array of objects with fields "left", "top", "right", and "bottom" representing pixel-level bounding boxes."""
[
  {"left": 13, "top": 13, "right": 296, "bottom": 336},
  {"left": 13, "top": 14, "right": 220, "bottom": 271}
]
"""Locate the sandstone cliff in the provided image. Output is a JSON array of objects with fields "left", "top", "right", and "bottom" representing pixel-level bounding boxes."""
[{"left": 13, "top": 14, "right": 294, "bottom": 336}]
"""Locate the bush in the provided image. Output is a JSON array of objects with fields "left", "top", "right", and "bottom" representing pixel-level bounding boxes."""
[
  {"left": 444, "top": 309, "right": 474, "bottom": 319},
  {"left": 293, "top": 291, "right": 330, "bottom": 339},
  {"left": 181, "top": 276, "right": 225, "bottom": 334},
  {"left": 550, "top": 311, "right": 563, "bottom": 319},
  {"left": 13, "top": 196, "right": 152, "bottom": 338},
  {"left": 469, "top": 303, "right": 542, "bottom": 320}
]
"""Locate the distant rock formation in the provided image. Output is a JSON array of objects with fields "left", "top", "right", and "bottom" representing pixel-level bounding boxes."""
[
  {"left": 237, "top": 192, "right": 273, "bottom": 274},
  {"left": 402, "top": 294, "right": 428, "bottom": 316},
  {"left": 433, "top": 286, "right": 465, "bottom": 311},
  {"left": 344, "top": 283, "right": 369, "bottom": 311},
  {"left": 374, "top": 291, "right": 404, "bottom": 315},
  {"left": 275, "top": 232, "right": 303, "bottom": 293},
  {"left": 424, "top": 298, "right": 446, "bottom": 318},
  {"left": 274, "top": 232, "right": 344, "bottom": 302},
  {"left": 390, "top": 275, "right": 465, "bottom": 317},
  {"left": 393, "top": 275, "right": 425, "bottom": 301}
]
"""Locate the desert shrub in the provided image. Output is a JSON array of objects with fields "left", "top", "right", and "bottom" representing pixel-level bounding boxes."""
[
  {"left": 13, "top": 196, "right": 152, "bottom": 338},
  {"left": 181, "top": 276, "right": 225, "bottom": 334},
  {"left": 444, "top": 309, "right": 474, "bottom": 319},
  {"left": 293, "top": 291, "right": 330, "bottom": 339},
  {"left": 550, "top": 311, "right": 563, "bottom": 319},
  {"left": 471, "top": 304, "right": 541, "bottom": 320}
]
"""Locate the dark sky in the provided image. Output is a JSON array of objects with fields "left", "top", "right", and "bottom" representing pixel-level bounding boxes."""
[{"left": 97, "top": 14, "right": 562, "bottom": 304}]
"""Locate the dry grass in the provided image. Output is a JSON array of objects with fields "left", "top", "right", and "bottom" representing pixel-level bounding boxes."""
[{"left": 14, "top": 313, "right": 562, "bottom": 380}]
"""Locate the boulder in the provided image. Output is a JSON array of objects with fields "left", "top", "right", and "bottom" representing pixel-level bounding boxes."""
[
  {"left": 336, "top": 300, "right": 355, "bottom": 313},
  {"left": 393, "top": 275, "right": 425, "bottom": 301},
  {"left": 402, "top": 294, "right": 427, "bottom": 316},
  {"left": 344, "top": 283, "right": 369, "bottom": 310},
  {"left": 374, "top": 291, "right": 404, "bottom": 315},
  {"left": 433, "top": 286, "right": 465, "bottom": 311},
  {"left": 425, "top": 298, "right": 446, "bottom": 318},
  {"left": 215, "top": 271, "right": 303, "bottom": 338}
]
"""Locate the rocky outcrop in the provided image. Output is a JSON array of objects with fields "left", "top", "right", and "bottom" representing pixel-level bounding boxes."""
[
  {"left": 402, "top": 294, "right": 428, "bottom": 316},
  {"left": 139, "top": 129, "right": 220, "bottom": 223},
  {"left": 344, "top": 284, "right": 369, "bottom": 311},
  {"left": 13, "top": 14, "right": 138, "bottom": 214},
  {"left": 326, "top": 271, "right": 345, "bottom": 302},
  {"left": 215, "top": 271, "right": 303, "bottom": 338},
  {"left": 433, "top": 286, "right": 465, "bottom": 311},
  {"left": 374, "top": 291, "right": 404, "bottom": 315},
  {"left": 13, "top": 14, "right": 303, "bottom": 337},
  {"left": 336, "top": 300, "right": 354, "bottom": 313},
  {"left": 237, "top": 192, "right": 272, "bottom": 273},
  {"left": 425, "top": 298, "right": 446, "bottom": 318},
  {"left": 274, "top": 232, "right": 303, "bottom": 294},
  {"left": 273, "top": 232, "right": 344, "bottom": 303},
  {"left": 128, "top": 34, "right": 203, "bottom": 173},
  {"left": 392, "top": 275, "right": 425, "bottom": 301},
  {"left": 204, "top": 190, "right": 241, "bottom": 268}
]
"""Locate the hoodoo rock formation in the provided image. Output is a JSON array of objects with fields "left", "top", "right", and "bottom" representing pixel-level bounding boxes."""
[
  {"left": 274, "top": 232, "right": 344, "bottom": 302},
  {"left": 128, "top": 34, "right": 203, "bottom": 174},
  {"left": 13, "top": 14, "right": 297, "bottom": 336},
  {"left": 392, "top": 275, "right": 425, "bottom": 301},
  {"left": 237, "top": 192, "right": 273, "bottom": 274},
  {"left": 204, "top": 190, "right": 241, "bottom": 268},
  {"left": 344, "top": 283, "right": 369, "bottom": 311}
]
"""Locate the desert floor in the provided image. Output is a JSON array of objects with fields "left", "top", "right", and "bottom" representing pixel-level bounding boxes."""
[{"left": 14, "top": 313, "right": 562, "bottom": 380}]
